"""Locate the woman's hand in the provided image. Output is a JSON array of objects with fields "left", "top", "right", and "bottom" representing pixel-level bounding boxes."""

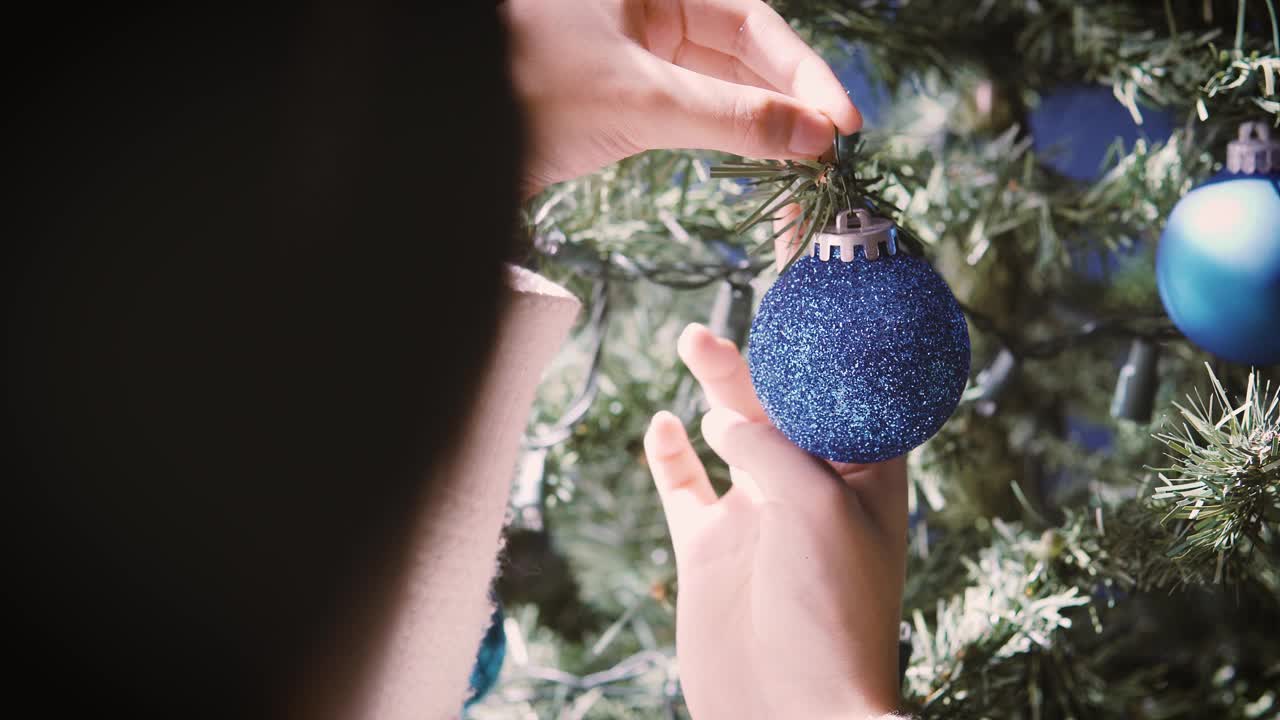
[
  {"left": 645, "top": 320, "right": 908, "bottom": 719},
  {"left": 502, "top": 0, "right": 861, "bottom": 196}
]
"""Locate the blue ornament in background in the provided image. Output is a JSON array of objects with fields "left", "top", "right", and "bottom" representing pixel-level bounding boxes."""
[
  {"left": 1029, "top": 84, "right": 1175, "bottom": 182},
  {"left": 1030, "top": 84, "right": 1178, "bottom": 282},
  {"left": 1157, "top": 122, "right": 1280, "bottom": 366},
  {"left": 748, "top": 210, "right": 970, "bottom": 464},
  {"left": 463, "top": 601, "right": 507, "bottom": 711}
]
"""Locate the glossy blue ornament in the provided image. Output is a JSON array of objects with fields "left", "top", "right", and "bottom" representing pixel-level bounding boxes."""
[
  {"left": 463, "top": 601, "right": 507, "bottom": 711},
  {"left": 748, "top": 210, "right": 970, "bottom": 464},
  {"left": 1156, "top": 122, "right": 1280, "bottom": 366}
]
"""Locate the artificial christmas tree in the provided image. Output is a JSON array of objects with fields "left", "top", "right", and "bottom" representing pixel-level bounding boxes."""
[{"left": 469, "top": 2, "right": 1280, "bottom": 717}]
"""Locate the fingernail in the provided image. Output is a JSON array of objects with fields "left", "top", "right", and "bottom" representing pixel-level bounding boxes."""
[
  {"left": 677, "top": 323, "right": 705, "bottom": 355},
  {"left": 788, "top": 111, "right": 833, "bottom": 156},
  {"left": 653, "top": 410, "right": 679, "bottom": 426},
  {"left": 646, "top": 412, "right": 685, "bottom": 453},
  {"left": 847, "top": 101, "right": 864, "bottom": 133}
]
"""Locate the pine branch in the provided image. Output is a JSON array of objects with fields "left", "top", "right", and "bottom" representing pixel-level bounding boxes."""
[
  {"left": 503, "top": 5, "right": 1280, "bottom": 717},
  {"left": 709, "top": 133, "right": 926, "bottom": 271},
  {"left": 1149, "top": 365, "right": 1280, "bottom": 584},
  {"left": 903, "top": 519, "right": 1091, "bottom": 714}
]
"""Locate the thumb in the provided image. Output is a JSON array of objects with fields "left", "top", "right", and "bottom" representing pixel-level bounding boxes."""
[{"left": 635, "top": 60, "right": 836, "bottom": 159}]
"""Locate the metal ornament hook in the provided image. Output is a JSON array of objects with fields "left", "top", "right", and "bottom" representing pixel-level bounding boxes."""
[
  {"left": 1226, "top": 121, "right": 1280, "bottom": 175},
  {"left": 810, "top": 209, "right": 898, "bottom": 262}
]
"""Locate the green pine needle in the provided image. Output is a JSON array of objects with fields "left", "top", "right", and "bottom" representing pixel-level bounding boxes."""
[
  {"left": 1149, "top": 364, "right": 1280, "bottom": 583},
  {"left": 710, "top": 134, "right": 925, "bottom": 272}
]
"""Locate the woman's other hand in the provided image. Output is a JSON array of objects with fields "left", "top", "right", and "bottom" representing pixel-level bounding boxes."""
[
  {"left": 502, "top": 0, "right": 861, "bottom": 196},
  {"left": 644, "top": 322, "right": 907, "bottom": 720}
]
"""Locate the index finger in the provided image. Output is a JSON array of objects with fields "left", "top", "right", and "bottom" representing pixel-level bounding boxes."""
[
  {"left": 678, "top": 323, "right": 769, "bottom": 422},
  {"left": 700, "top": 406, "right": 853, "bottom": 508},
  {"left": 678, "top": 0, "right": 861, "bottom": 134}
]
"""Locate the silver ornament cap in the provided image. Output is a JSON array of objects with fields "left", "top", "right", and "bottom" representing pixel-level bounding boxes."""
[
  {"left": 811, "top": 208, "right": 897, "bottom": 262},
  {"left": 1225, "top": 121, "right": 1279, "bottom": 175}
]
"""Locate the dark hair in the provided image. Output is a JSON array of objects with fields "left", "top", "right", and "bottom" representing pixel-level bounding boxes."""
[{"left": 5, "top": 5, "right": 521, "bottom": 716}]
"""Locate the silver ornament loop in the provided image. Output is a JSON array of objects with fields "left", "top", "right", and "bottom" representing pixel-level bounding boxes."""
[
  {"left": 1226, "top": 121, "right": 1279, "bottom": 175},
  {"left": 811, "top": 208, "right": 898, "bottom": 262}
]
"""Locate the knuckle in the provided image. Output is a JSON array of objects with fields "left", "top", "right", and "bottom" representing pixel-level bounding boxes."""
[
  {"left": 723, "top": 417, "right": 774, "bottom": 452},
  {"left": 615, "top": 74, "right": 668, "bottom": 114},
  {"left": 694, "top": 349, "right": 743, "bottom": 385},
  {"left": 598, "top": 81, "right": 663, "bottom": 154},
  {"left": 600, "top": 52, "right": 671, "bottom": 113},
  {"left": 700, "top": 408, "right": 743, "bottom": 444},
  {"left": 731, "top": 93, "right": 791, "bottom": 155},
  {"left": 730, "top": 10, "right": 755, "bottom": 60}
]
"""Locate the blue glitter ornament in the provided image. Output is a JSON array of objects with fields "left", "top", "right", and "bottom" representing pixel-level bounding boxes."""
[
  {"left": 463, "top": 601, "right": 507, "bottom": 711},
  {"left": 1157, "top": 122, "right": 1280, "bottom": 366},
  {"left": 748, "top": 210, "right": 970, "bottom": 464}
]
